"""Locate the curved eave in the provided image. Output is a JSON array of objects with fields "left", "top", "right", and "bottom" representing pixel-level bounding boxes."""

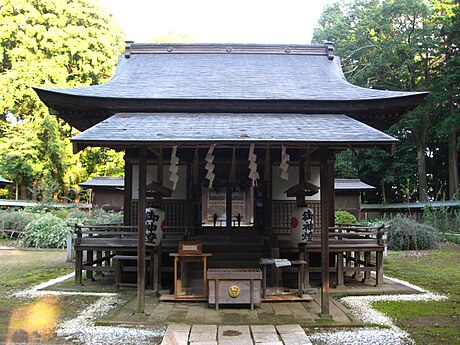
[{"left": 34, "top": 87, "right": 428, "bottom": 131}]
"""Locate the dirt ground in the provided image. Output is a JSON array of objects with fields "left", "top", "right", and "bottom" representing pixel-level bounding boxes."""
[{"left": 0, "top": 248, "right": 91, "bottom": 344}]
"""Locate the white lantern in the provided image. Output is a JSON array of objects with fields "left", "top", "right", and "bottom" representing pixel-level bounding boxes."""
[
  {"left": 145, "top": 208, "right": 165, "bottom": 247},
  {"left": 290, "top": 207, "right": 314, "bottom": 243}
]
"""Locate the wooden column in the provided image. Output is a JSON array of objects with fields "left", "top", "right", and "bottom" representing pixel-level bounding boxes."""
[
  {"left": 328, "top": 155, "right": 335, "bottom": 229},
  {"left": 137, "top": 147, "right": 147, "bottom": 313},
  {"left": 263, "top": 147, "right": 272, "bottom": 238},
  {"left": 319, "top": 147, "right": 330, "bottom": 316},
  {"left": 123, "top": 159, "right": 133, "bottom": 226}
]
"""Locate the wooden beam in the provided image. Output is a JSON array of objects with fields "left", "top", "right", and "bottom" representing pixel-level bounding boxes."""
[
  {"left": 137, "top": 146, "right": 147, "bottom": 313},
  {"left": 319, "top": 147, "right": 330, "bottom": 316}
]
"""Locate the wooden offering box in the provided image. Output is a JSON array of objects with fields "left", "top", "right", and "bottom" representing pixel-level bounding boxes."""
[{"left": 207, "top": 268, "right": 262, "bottom": 310}]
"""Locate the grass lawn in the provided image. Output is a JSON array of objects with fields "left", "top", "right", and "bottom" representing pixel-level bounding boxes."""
[
  {"left": 373, "top": 243, "right": 460, "bottom": 345},
  {"left": 0, "top": 248, "right": 92, "bottom": 344}
]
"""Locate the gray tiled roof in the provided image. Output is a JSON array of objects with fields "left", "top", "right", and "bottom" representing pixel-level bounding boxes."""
[
  {"left": 334, "top": 179, "right": 375, "bottom": 191},
  {"left": 79, "top": 176, "right": 124, "bottom": 188},
  {"left": 42, "top": 48, "right": 419, "bottom": 101},
  {"left": 71, "top": 112, "right": 397, "bottom": 150},
  {"left": 34, "top": 44, "right": 428, "bottom": 131}
]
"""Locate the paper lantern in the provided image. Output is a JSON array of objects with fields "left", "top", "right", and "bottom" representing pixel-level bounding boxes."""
[
  {"left": 290, "top": 207, "right": 314, "bottom": 243},
  {"left": 145, "top": 207, "right": 165, "bottom": 247}
]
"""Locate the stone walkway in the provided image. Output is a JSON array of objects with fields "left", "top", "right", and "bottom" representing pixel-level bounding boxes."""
[
  {"left": 100, "top": 293, "right": 360, "bottom": 327},
  {"left": 161, "top": 324, "right": 311, "bottom": 345}
]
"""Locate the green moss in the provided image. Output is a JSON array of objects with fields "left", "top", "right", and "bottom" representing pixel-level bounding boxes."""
[{"left": 372, "top": 244, "right": 460, "bottom": 345}]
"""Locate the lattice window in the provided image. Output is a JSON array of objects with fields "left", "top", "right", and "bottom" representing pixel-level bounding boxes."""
[
  {"left": 272, "top": 200, "right": 321, "bottom": 235},
  {"left": 131, "top": 200, "right": 186, "bottom": 233}
]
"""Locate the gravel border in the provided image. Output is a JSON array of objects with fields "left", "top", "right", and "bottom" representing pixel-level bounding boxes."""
[{"left": 11, "top": 272, "right": 448, "bottom": 345}]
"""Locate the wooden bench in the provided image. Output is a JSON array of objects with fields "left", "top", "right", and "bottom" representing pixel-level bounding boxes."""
[
  {"left": 298, "top": 225, "right": 387, "bottom": 287},
  {"left": 73, "top": 223, "right": 139, "bottom": 284},
  {"left": 113, "top": 255, "right": 153, "bottom": 289},
  {"left": 74, "top": 223, "right": 177, "bottom": 289}
]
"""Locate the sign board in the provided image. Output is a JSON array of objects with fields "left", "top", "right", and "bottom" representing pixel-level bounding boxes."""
[{"left": 178, "top": 241, "right": 203, "bottom": 255}]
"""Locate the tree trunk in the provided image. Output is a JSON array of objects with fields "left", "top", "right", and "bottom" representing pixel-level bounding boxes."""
[
  {"left": 381, "top": 182, "right": 387, "bottom": 204},
  {"left": 20, "top": 181, "right": 27, "bottom": 200},
  {"left": 412, "top": 118, "right": 429, "bottom": 202},
  {"left": 32, "top": 180, "right": 37, "bottom": 200},
  {"left": 414, "top": 138, "right": 428, "bottom": 202},
  {"left": 448, "top": 128, "right": 459, "bottom": 199}
]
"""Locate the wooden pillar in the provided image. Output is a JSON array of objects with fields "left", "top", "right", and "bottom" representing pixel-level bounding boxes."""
[
  {"left": 123, "top": 159, "right": 133, "bottom": 226},
  {"left": 328, "top": 155, "right": 335, "bottom": 228},
  {"left": 186, "top": 158, "right": 194, "bottom": 236},
  {"left": 157, "top": 147, "right": 163, "bottom": 207},
  {"left": 319, "top": 147, "right": 330, "bottom": 316},
  {"left": 137, "top": 146, "right": 147, "bottom": 313},
  {"left": 263, "top": 147, "right": 272, "bottom": 238}
]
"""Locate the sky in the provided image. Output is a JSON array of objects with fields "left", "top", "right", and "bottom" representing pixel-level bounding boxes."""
[{"left": 98, "top": 0, "right": 337, "bottom": 44}]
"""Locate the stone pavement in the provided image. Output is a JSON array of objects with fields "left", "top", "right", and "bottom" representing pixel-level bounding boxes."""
[{"left": 161, "top": 324, "right": 312, "bottom": 345}]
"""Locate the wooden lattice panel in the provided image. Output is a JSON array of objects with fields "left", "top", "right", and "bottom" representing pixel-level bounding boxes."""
[
  {"left": 131, "top": 200, "right": 186, "bottom": 232},
  {"left": 272, "top": 200, "right": 321, "bottom": 235}
]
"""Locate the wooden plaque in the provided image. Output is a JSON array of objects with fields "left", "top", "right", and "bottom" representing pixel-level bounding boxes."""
[{"left": 178, "top": 241, "right": 203, "bottom": 255}]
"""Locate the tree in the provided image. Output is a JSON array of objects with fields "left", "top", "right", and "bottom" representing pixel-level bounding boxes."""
[
  {"left": 0, "top": 121, "right": 43, "bottom": 199},
  {"left": 0, "top": 0, "right": 125, "bottom": 199},
  {"left": 313, "top": 0, "right": 459, "bottom": 202}
]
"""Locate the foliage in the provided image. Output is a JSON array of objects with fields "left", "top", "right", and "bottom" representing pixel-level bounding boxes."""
[
  {"left": 0, "top": 0, "right": 125, "bottom": 200},
  {"left": 65, "top": 207, "right": 123, "bottom": 228},
  {"left": 0, "top": 210, "right": 38, "bottom": 232},
  {"left": 79, "top": 147, "right": 125, "bottom": 177},
  {"left": 372, "top": 244, "right": 460, "bottom": 344},
  {"left": 335, "top": 210, "right": 357, "bottom": 224},
  {"left": 387, "top": 215, "right": 440, "bottom": 250},
  {"left": 424, "top": 204, "right": 460, "bottom": 239},
  {"left": 50, "top": 208, "right": 72, "bottom": 220},
  {"left": 314, "top": 0, "right": 460, "bottom": 202},
  {"left": 20, "top": 214, "right": 71, "bottom": 248},
  {"left": 334, "top": 150, "right": 359, "bottom": 179}
]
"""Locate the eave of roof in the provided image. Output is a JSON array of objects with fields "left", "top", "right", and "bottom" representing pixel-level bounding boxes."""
[
  {"left": 334, "top": 179, "right": 375, "bottom": 191},
  {"left": 71, "top": 112, "right": 398, "bottom": 152},
  {"left": 79, "top": 176, "right": 124, "bottom": 188},
  {"left": 0, "top": 177, "right": 12, "bottom": 184},
  {"left": 361, "top": 201, "right": 460, "bottom": 210},
  {"left": 34, "top": 43, "right": 428, "bottom": 131}
]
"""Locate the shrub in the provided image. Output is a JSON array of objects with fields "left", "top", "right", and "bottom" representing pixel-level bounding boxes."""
[
  {"left": 51, "top": 208, "right": 72, "bottom": 220},
  {"left": 424, "top": 205, "right": 460, "bottom": 240},
  {"left": 335, "top": 210, "right": 357, "bottom": 225},
  {"left": 65, "top": 208, "right": 123, "bottom": 228},
  {"left": 0, "top": 210, "right": 38, "bottom": 232},
  {"left": 20, "top": 214, "right": 71, "bottom": 248},
  {"left": 387, "top": 215, "right": 439, "bottom": 251}
]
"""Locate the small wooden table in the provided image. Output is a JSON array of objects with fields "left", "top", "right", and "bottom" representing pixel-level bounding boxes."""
[
  {"left": 259, "top": 258, "right": 307, "bottom": 298},
  {"left": 169, "top": 253, "right": 212, "bottom": 300}
]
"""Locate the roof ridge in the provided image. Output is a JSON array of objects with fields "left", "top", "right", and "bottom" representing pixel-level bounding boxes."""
[{"left": 124, "top": 42, "right": 334, "bottom": 59}]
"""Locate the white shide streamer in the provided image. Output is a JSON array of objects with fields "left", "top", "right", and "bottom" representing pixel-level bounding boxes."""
[
  {"left": 279, "top": 144, "right": 290, "bottom": 181},
  {"left": 248, "top": 144, "right": 259, "bottom": 187},
  {"left": 168, "top": 145, "right": 179, "bottom": 190},
  {"left": 205, "top": 144, "right": 216, "bottom": 188}
]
